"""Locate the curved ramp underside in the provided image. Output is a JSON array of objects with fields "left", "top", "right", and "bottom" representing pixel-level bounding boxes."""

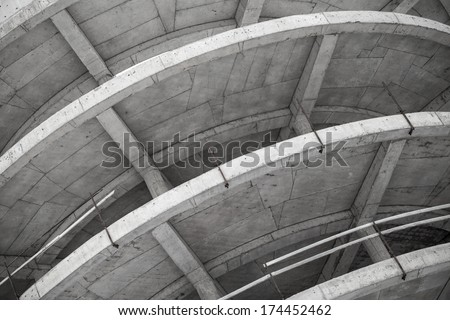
[
  {"left": 1, "top": 12, "right": 450, "bottom": 187},
  {"left": 0, "top": 1, "right": 449, "bottom": 300},
  {"left": 20, "top": 113, "right": 450, "bottom": 299},
  {"left": 289, "top": 243, "right": 450, "bottom": 300}
]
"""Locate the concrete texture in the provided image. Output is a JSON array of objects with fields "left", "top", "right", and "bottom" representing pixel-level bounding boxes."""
[
  {"left": 289, "top": 243, "right": 450, "bottom": 300},
  {"left": 0, "top": 1, "right": 450, "bottom": 300},
  {"left": 50, "top": 12, "right": 224, "bottom": 297},
  {"left": 15, "top": 114, "right": 450, "bottom": 299},
  {"left": 236, "top": 0, "right": 265, "bottom": 26},
  {"left": 288, "top": 34, "right": 338, "bottom": 136},
  {"left": 153, "top": 222, "right": 223, "bottom": 299},
  {"left": 1, "top": 12, "right": 450, "bottom": 188},
  {"left": 321, "top": 140, "right": 407, "bottom": 281}
]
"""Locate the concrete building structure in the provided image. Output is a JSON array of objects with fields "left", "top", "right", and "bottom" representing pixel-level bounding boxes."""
[{"left": 0, "top": 0, "right": 449, "bottom": 300}]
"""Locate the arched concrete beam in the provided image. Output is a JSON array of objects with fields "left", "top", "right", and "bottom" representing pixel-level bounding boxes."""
[
  {"left": 37, "top": 109, "right": 290, "bottom": 264},
  {"left": 20, "top": 112, "right": 450, "bottom": 299},
  {"left": 289, "top": 242, "right": 450, "bottom": 300},
  {"left": 0, "top": 0, "right": 80, "bottom": 51},
  {"left": 1, "top": 12, "right": 450, "bottom": 187},
  {"left": 155, "top": 205, "right": 450, "bottom": 299},
  {"left": 153, "top": 210, "right": 353, "bottom": 299},
  {"left": 2, "top": 21, "right": 237, "bottom": 154}
]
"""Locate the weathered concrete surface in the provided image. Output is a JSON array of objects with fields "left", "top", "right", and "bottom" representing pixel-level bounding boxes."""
[
  {"left": 35, "top": 169, "right": 142, "bottom": 264},
  {"left": 154, "top": 0, "right": 176, "bottom": 33},
  {"left": 51, "top": 7, "right": 164, "bottom": 195},
  {"left": 96, "top": 85, "right": 216, "bottom": 299},
  {"left": 0, "top": 0, "right": 35, "bottom": 23},
  {"left": 51, "top": 9, "right": 111, "bottom": 82},
  {"left": 0, "top": 2, "right": 449, "bottom": 300},
  {"left": 1, "top": 3, "right": 448, "bottom": 161},
  {"left": 353, "top": 141, "right": 408, "bottom": 224},
  {"left": 1, "top": 8, "right": 448, "bottom": 164},
  {"left": 236, "top": 0, "right": 265, "bottom": 27},
  {"left": 18, "top": 113, "right": 450, "bottom": 299},
  {"left": 1, "top": 11, "right": 450, "bottom": 192},
  {"left": 162, "top": 204, "right": 448, "bottom": 300},
  {"left": 288, "top": 35, "right": 338, "bottom": 136},
  {"left": 441, "top": 0, "right": 450, "bottom": 17},
  {"left": 53, "top": 13, "right": 222, "bottom": 296},
  {"left": 0, "top": 0, "right": 238, "bottom": 54},
  {"left": 321, "top": 140, "right": 407, "bottom": 281},
  {"left": 393, "top": 0, "right": 421, "bottom": 13},
  {"left": 289, "top": 243, "right": 450, "bottom": 300},
  {"left": 97, "top": 108, "right": 171, "bottom": 196},
  {"left": 31, "top": 110, "right": 288, "bottom": 266},
  {"left": 159, "top": 210, "right": 353, "bottom": 299},
  {"left": 0, "top": 255, "right": 52, "bottom": 281},
  {"left": 0, "top": 0, "right": 80, "bottom": 51},
  {"left": 0, "top": 21, "right": 236, "bottom": 155},
  {"left": 152, "top": 223, "right": 223, "bottom": 300}
]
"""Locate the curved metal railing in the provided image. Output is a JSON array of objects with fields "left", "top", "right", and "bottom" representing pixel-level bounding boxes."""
[
  {"left": 220, "top": 203, "right": 450, "bottom": 300},
  {"left": 0, "top": 190, "right": 116, "bottom": 288}
]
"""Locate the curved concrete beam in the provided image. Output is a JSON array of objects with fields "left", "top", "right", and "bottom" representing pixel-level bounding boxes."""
[
  {"left": 2, "top": 21, "right": 236, "bottom": 153},
  {"left": 152, "top": 210, "right": 353, "bottom": 299},
  {"left": 289, "top": 242, "right": 450, "bottom": 300},
  {"left": 0, "top": 0, "right": 80, "bottom": 51},
  {"left": 155, "top": 204, "right": 450, "bottom": 299},
  {"left": 20, "top": 112, "right": 450, "bottom": 299},
  {"left": 38, "top": 109, "right": 290, "bottom": 265},
  {"left": 1, "top": 12, "right": 450, "bottom": 188}
]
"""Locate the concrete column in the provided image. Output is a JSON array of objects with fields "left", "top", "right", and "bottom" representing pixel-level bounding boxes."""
[
  {"left": 320, "top": 140, "right": 406, "bottom": 280},
  {"left": 393, "top": 0, "right": 420, "bottom": 13},
  {"left": 0, "top": 255, "right": 52, "bottom": 281},
  {"left": 51, "top": 10, "right": 111, "bottom": 82},
  {"left": 152, "top": 223, "right": 223, "bottom": 300},
  {"left": 440, "top": 0, "right": 450, "bottom": 17},
  {"left": 154, "top": 0, "right": 176, "bottom": 32},
  {"left": 285, "top": 35, "right": 338, "bottom": 138},
  {"left": 96, "top": 108, "right": 171, "bottom": 197},
  {"left": 51, "top": 11, "right": 221, "bottom": 299},
  {"left": 236, "top": 0, "right": 266, "bottom": 27}
]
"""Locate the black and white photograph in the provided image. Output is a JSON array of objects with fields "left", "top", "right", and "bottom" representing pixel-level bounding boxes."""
[{"left": 0, "top": 0, "right": 449, "bottom": 319}]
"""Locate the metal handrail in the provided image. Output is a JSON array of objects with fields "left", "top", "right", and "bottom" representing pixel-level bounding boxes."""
[
  {"left": 265, "top": 204, "right": 450, "bottom": 268},
  {"left": 220, "top": 204, "right": 450, "bottom": 300},
  {"left": 0, "top": 190, "right": 116, "bottom": 288}
]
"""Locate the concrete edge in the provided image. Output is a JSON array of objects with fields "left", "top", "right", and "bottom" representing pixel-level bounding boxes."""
[
  {"left": 288, "top": 242, "right": 450, "bottom": 300},
  {"left": 1, "top": 12, "right": 450, "bottom": 187},
  {"left": 20, "top": 113, "right": 450, "bottom": 299}
]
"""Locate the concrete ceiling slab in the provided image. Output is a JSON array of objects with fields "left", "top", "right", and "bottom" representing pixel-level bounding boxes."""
[
  {"left": 1, "top": 2, "right": 450, "bottom": 300},
  {"left": 290, "top": 243, "right": 450, "bottom": 300},
  {"left": 16, "top": 114, "right": 450, "bottom": 299}
]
